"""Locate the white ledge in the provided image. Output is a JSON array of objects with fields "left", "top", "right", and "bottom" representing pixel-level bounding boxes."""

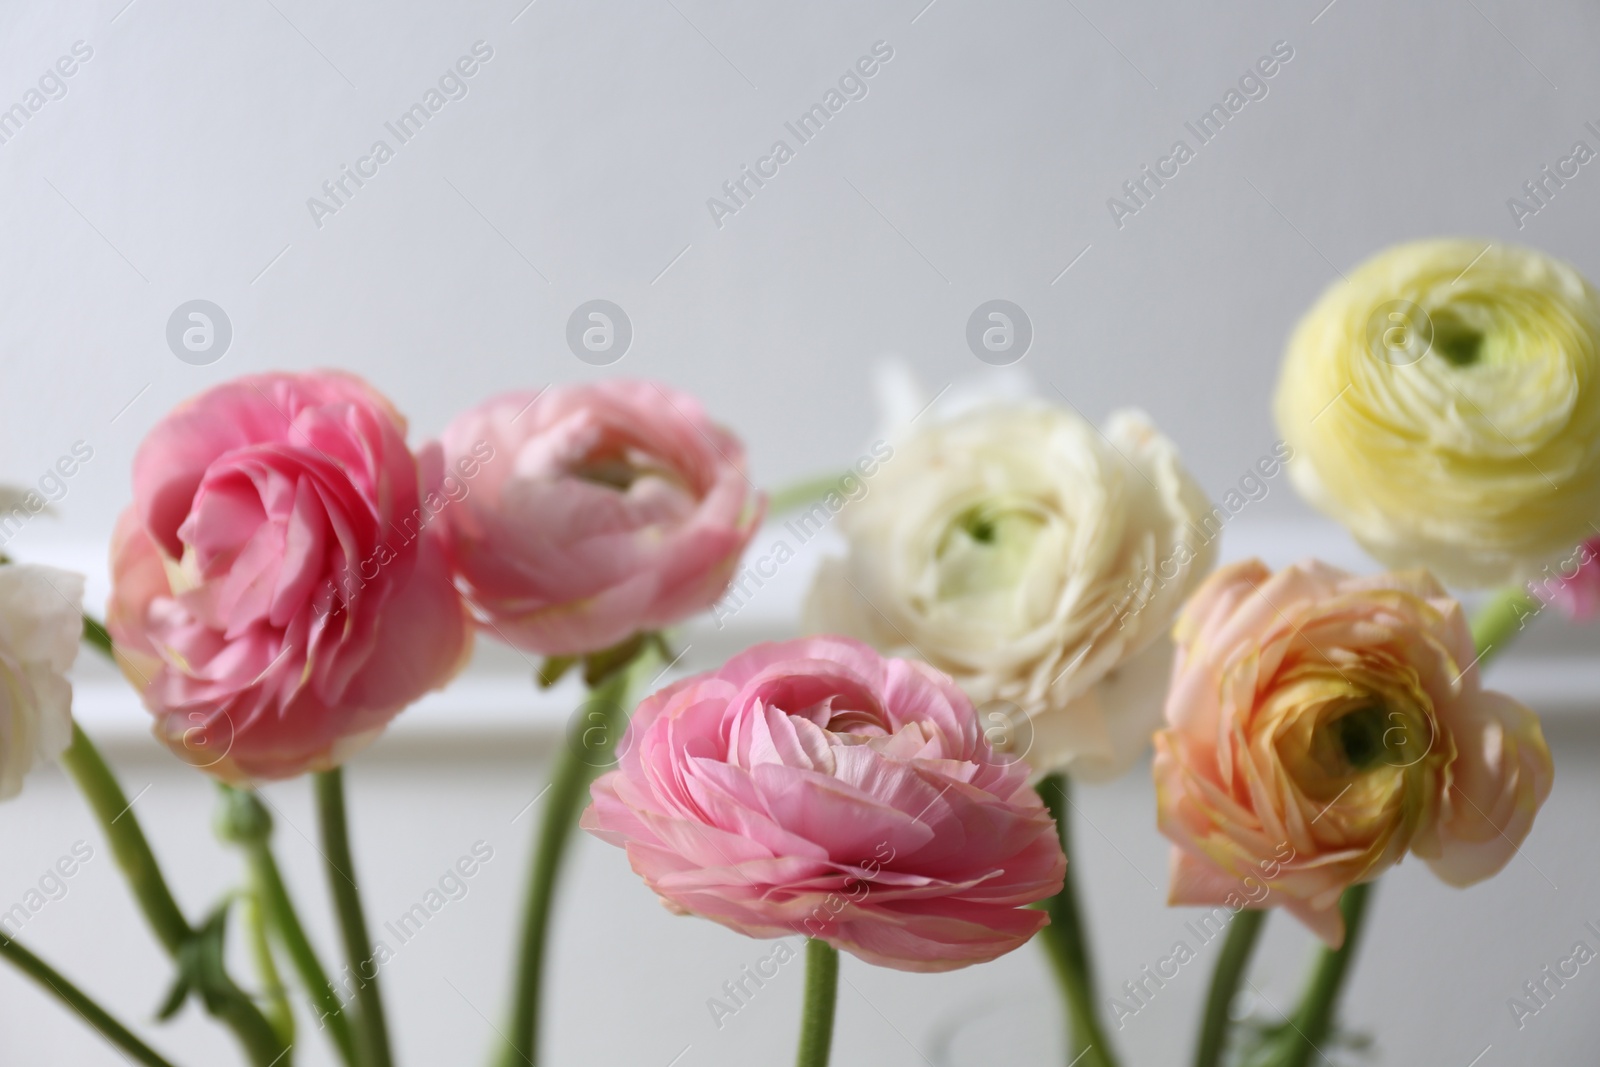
[{"left": 37, "top": 514, "right": 1600, "bottom": 761}]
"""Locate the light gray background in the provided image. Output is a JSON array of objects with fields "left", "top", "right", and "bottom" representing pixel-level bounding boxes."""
[{"left": 1, "top": 0, "right": 1598, "bottom": 1064}]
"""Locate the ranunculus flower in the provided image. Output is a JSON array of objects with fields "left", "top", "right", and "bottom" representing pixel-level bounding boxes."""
[
  {"left": 108, "top": 372, "right": 473, "bottom": 782},
  {"left": 581, "top": 636, "right": 1066, "bottom": 971},
  {"left": 435, "top": 381, "right": 761, "bottom": 656},
  {"left": 0, "top": 564, "right": 83, "bottom": 799},
  {"left": 1530, "top": 537, "right": 1600, "bottom": 621},
  {"left": 1275, "top": 239, "right": 1600, "bottom": 588},
  {"left": 804, "top": 403, "right": 1215, "bottom": 780},
  {"left": 1154, "top": 559, "right": 1553, "bottom": 946}
]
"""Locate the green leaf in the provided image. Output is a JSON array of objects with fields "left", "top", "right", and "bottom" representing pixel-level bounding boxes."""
[
  {"left": 191, "top": 906, "right": 236, "bottom": 1014},
  {"left": 582, "top": 633, "right": 649, "bottom": 688},
  {"left": 1227, "top": 1014, "right": 1373, "bottom": 1067},
  {"left": 536, "top": 656, "right": 577, "bottom": 689},
  {"left": 157, "top": 901, "right": 255, "bottom": 1022},
  {"left": 154, "top": 970, "right": 191, "bottom": 1022},
  {"left": 647, "top": 632, "right": 677, "bottom": 663}
]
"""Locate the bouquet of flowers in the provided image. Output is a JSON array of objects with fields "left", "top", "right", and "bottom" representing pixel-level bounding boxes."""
[{"left": 1, "top": 238, "right": 1590, "bottom": 1067}]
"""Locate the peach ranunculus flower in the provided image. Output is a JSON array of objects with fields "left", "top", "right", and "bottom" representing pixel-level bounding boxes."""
[
  {"left": 582, "top": 636, "right": 1066, "bottom": 971},
  {"left": 1154, "top": 559, "right": 1552, "bottom": 946},
  {"left": 435, "top": 381, "right": 762, "bottom": 657},
  {"left": 109, "top": 372, "right": 473, "bottom": 781}
]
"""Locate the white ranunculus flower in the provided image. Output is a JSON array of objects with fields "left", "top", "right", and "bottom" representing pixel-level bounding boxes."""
[
  {"left": 0, "top": 564, "right": 84, "bottom": 798},
  {"left": 804, "top": 403, "right": 1215, "bottom": 780}
]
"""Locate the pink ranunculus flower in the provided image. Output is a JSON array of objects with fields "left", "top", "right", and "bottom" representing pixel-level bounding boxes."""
[
  {"left": 1530, "top": 537, "right": 1600, "bottom": 621},
  {"left": 108, "top": 372, "right": 473, "bottom": 782},
  {"left": 581, "top": 636, "right": 1066, "bottom": 972},
  {"left": 435, "top": 381, "right": 762, "bottom": 656},
  {"left": 1154, "top": 559, "right": 1553, "bottom": 946}
]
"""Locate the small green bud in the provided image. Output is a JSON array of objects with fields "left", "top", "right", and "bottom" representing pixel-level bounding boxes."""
[{"left": 213, "top": 785, "right": 273, "bottom": 846}]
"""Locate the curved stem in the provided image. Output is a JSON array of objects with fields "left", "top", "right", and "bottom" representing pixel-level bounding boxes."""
[
  {"left": 315, "top": 768, "right": 393, "bottom": 1067},
  {"left": 0, "top": 933, "right": 182, "bottom": 1067},
  {"left": 246, "top": 824, "right": 359, "bottom": 1066},
  {"left": 217, "top": 784, "right": 357, "bottom": 1067},
  {"left": 793, "top": 939, "right": 839, "bottom": 1067},
  {"left": 243, "top": 888, "right": 295, "bottom": 1046},
  {"left": 1192, "top": 909, "right": 1268, "bottom": 1067},
  {"left": 1276, "top": 882, "right": 1373, "bottom": 1067},
  {"left": 1036, "top": 773, "right": 1119, "bottom": 1067},
  {"left": 495, "top": 665, "right": 634, "bottom": 1067}
]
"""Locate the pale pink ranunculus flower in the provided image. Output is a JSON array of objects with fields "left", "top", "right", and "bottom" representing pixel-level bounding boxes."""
[
  {"left": 1154, "top": 559, "right": 1552, "bottom": 946},
  {"left": 1530, "top": 537, "right": 1600, "bottom": 621},
  {"left": 434, "top": 381, "right": 761, "bottom": 656},
  {"left": 581, "top": 636, "right": 1066, "bottom": 972},
  {"left": 108, "top": 372, "right": 473, "bottom": 782}
]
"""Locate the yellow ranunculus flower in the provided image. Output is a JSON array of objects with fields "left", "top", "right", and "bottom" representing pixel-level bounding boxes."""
[{"left": 1275, "top": 239, "right": 1600, "bottom": 587}]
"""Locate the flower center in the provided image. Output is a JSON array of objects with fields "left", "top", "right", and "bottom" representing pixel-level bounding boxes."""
[
  {"left": 568, "top": 445, "right": 688, "bottom": 496},
  {"left": 758, "top": 673, "right": 889, "bottom": 737},
  {"left": 1331, "top": 704, "right": 1388, "bottom": 771},
  {"left": 933, "top": 500, "right": 1048, "bottom": 603},
  {"left": 571, "top": 456, "right": 641, "bottom": 490},
  {"left": 1430, "top": 308, "right": 1483, "bottom": 368}
]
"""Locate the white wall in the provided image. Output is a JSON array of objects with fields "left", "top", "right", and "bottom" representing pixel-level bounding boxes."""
[{"left": 2, "top": 0, "right": 1599, "bottom": 1064}]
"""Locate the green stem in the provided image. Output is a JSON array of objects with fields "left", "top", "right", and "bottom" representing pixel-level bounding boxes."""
[
  {"left": 211, "top": 984, "right": 293, "bottom": 1067},
  {"left": 494, "top": 665, "right": 635, "bottom": 1067},
  {"left": 767, "top": 471, "right": 850, "bottom": 517},
  {"left": 793, "top": 939, "right": 839, "bottom": 1067},
  {"left": 82, "top": 613, "right": 114, "bottom": 659},
  {"left": 0, "top": 933, "right": 182, "bottom": 1067},
  {"left": 218, "top": 786, "right": 358, "bottom": 1067},
  {"left": 1471, "top": 585, "right": 1540, "bottom": 666},
  {"left": 315, "top": 768, "right": 393, "bottom": 1067},
  {"left": 61, "top": 723, "right": 289, "bottom": 1067},
  {"left": 1276, "top": 882, "right": 1373, "bottom": 1067},
  {"left": 67, "top": 620, "right": 189, "bottom": 956},
  {"left": 243, "top": 888, "right": 295, "bottom": 1046},
  {"left": 60, "top": 722, "right": 190, "bottom": 956},
  {"left": 1036, "top": 773, "right": 1119, "bottom": 1067},
  {"left": 248, "top": 829, "right": 358, "bottom": 1065},
  {"left": 1192, "top": 908, "right": 1268, "bottom": 1067}
]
